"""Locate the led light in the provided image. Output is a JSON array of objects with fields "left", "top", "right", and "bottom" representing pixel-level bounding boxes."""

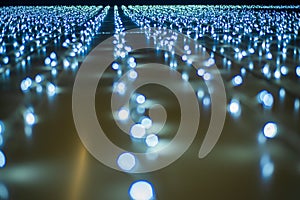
[
  {"left": 296, "top": 66, "right": 300, "bottom": 77},
  {"left": 141, "top": 117, "right": 152, "bottom": 129},
  {"left": 47, "top": 83, "right": 56, "bottom": 95},
  {"left": 274, "top": 70, "right": 281, "bottom": 79},
  {"left": 232, "top": 75, "right": 243, "bottom": 86},
  {"left": 228, "top": 99, "right": 241, "bottom": 115},
  {"left": 130, "top": 124, "right": 146, "bottom": 139},
  {"left": 0, "top": 121, "right": 4, "bottom": 134},
  {"left": 35, "top": 74, "right": 43, "bottom": 83},
  {"left": 145, "top": 134, "right": 159, "bottom": 147},
  {"left": 136, "top": 94, "right": 146, "bottom": 104},
  {"left": 0, "top": 183, "right": 9, "bottom": 199},
  {"left": 0, "top": 151, "right": 5, "bottom": 168},
  {"left": 279, "top": 88, "right": 285, "bottom": 99},
  {"left": 118, "top": 107, "right": 129, "bottom": 121},
  {"left": 20, "top": 77, "right": 32, "bottom": 91},
  {"left": 197, "top": 89, "right": 204, "bottom": 98},
  {"left": 116, "top": 82, "right": 126, "bottom": 95},
  {"left": 117, "top": 152, "right": 136, "bottom": 171},
  {"left": 182, "top": 73, "right": 189, "bottom": 81},
  {"left": 262, "top": 93, "right": 274, "bottom": 108},
  {"left": 25, "top": 111, "right": 36, "bottom": 126},
  {"left": 129, "top": 180, "right": 154, "bottom": 200},
  {"left": 128, "top": 70, "right": 138, "bottom": 80},
  {"left": 263, "top": 122, "right": 278, "bottom": 138},
  {"left": 203, "top": 96, "right": 211, "bottom": 106},
  {"left": 203, "top": 72, "right": 211, "bottom": 81},
  {"left": 50, "top": 52, "right": 57, "bottom": 59},
  {"left": 197, "top": 68, "right": 205, "bottom": 76},
  {"left": 280, "top": 65, "right": 288, "bottom": 75},
  {"left": 112, "top": 62, "right": 119, "bottom": 70}
]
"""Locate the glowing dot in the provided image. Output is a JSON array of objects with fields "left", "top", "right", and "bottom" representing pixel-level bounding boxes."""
[
  {"left": 47, "top": 83, "right": 56, "bottom": 95},
  {"left": 257, "top": 90, "right": 268, "bottom": 103},
  {"left": 50, "top": 52, "right": 56, "bottom": 59},
  {"left": 232, "top": 75, "right": 243, "bottom": 86},
  {"left": 25, "top": 112, "right": 36, "bottom": 126},
  {"left": 228, "top": 99, "right": 240, "bottom": 115},
  {"left": 203, "top": 72, "right": 211, "bottom": 81},
  {"left": 197, "top": 68, "right": 205, "bottom": 76},
  {"left": 182, "top": 73, "right": 189, "bottom": 81},
  {"left": 294, "top": 99, "right": 300, "bottom": 110},
  {"left": 3, "top": 56, "right": 9, "bottom": 65},
  {"left": 197, "top": 89, "right": 204, "bottom": 98},
  {"left": 44, "top": 57, "right": 51, "bottom": 65},
  {"left": 241, "top": 68, "right": 246, "bottom": 76},
  {"left": 262, "top": 93, "right": 274, "bottom": 108},
  {"left": 145, "top": 134, "right": 159, "bottom": 147},
  {"left": 279, "top": 88, "right": 285, "bottom": 99},
  {"left": 116, "top": 82, "right": 126, "bottom": 95},
  {"left": 0, "top": 183, "right": 9, "bottom": 199},
  {"left": 118, "top": 107, "right": 129, "bottom": 121},
  {"left": 35, "top": 74, "right": 43, "bottom": 83},
  {"left": 280, "top": 66, "right": 288, "bottom": 76},
  {"left": 263, "top": 122, "right": 278, "bottom": 138},
  {"left": 0, "top": 151, "right": 5, "bottom": 168},
  {"left": 141, "top": 117, "right": 152, "bottom": 129},
  {"left": 0, "top": 121, "right": 4, "bottom": 134},
  {"left": 136, "top": 94, "right": 146, "bottom": 104},
  {"left": 296, "top": 66, "right": 300, "bottom": 77},
  {"left": 112, "top": 63, "right": 119, "bottom": 70},
  {"left": 128, "top": 70, "right": 138, "bottom": 80},
  {"left": 20, "top": 77, "right": 32, "bottom": 91},
  {"left": 203, "top": 96, "right": 211, "bottom": 106},
  {"left": 274, "top": 70, "right": 281, "bottom": 79},
  {"left": 262, "top": 162, "right": 274, "bottom": 178},
  {"left": 117, "top": 152, "right": 136, "bottom": 171},
  {"left": 129, "top": 180, "right": 154, "bottom": 200},
  {"left": 182, "top": 55, "right": 187, "bottom": 61},
  {"left": 130, "top": 124, "right": 146, "bottom": 139}
]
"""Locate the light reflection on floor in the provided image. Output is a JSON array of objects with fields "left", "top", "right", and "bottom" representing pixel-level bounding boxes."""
[{"left": 0, "top": 5, "right": 300, "bottom": 200}]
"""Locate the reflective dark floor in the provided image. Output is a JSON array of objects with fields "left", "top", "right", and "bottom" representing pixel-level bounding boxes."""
[{"left": 0, "top": 5, "right": 300, "bottom": 200}]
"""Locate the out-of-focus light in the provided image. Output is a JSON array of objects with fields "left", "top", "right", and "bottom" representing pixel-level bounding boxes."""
[
  {"left": 145, "top": 134, "right": 159, "bottom": 147},
  {"left": 47, "top": 83, "right": 56, "bottom": 95},
  {"left": 35, "top": 74, "right": 43, "bottom": 83},
  {"left": 274, "top": 70, "right": 281, "bottom": 79},
  {"left": 296, "top": 66, "right": 300, "bottom": 77},
  {"left": 25, "top": 111, "right": 36, "bottom": 126},
  {"left": 44, "top": 57, "right": 51, "bottom": 65},
  {"left": 137, "top": 106, "right": 146, "bottom": 114},
  {"left": 118, "top": 107, "right": 129, "bottom": 121},
  {"left": 130, "top": 124, "right": 146, "bottom": 139},
  {"left": 136, "top": 94, "right": 146, "bottom": 104},
  {"left": 263, "top": 122, "right": 278, "bottom": 138},
  {"left": 117, "top": 152, "right": 136, "bottom": 171},
  {"left": 0, "top": 151, "right": 6, "bottom": 168},
  {"left": 197, "top": 68, "right": 205, "bottom": 76},
  {"left": 257, "top": 132, "right": 266, "bottom": 144},
  {"left": 50, "top": 52, "right": 57, "bottom": 59},
  {"left": 128, "top": 70, "right": 138, "bottom": 80},
  {"left": 232, "top": 75, "right": 243, "bottom": 86},
  {"left": 129, "top": 180, "right": 154, "bottom": 200},
  {"left": 260, "top": 154, "right": 274, "bottom": 179},
  {"left": 294, "top": 99, "right": 300, "bottom": 111},
  {"left": 116, "top": 82, "right": 126, "bottom": 95},
  {"left": 197, "top": 89, "right": 204, "bottom": 99},
  {"left": 141, "top": 117, "right": 152, "bottom": 129},
  {"left": 262, "top": 93, "right": 274, "bottom": 108},
  {"left": 182, "top": 72, "right": 189, "bottom": 81},
  {"left": 280, "top": 65, "right": 288, "bottom": 76},
  {"left": 0, "top": 183, "right": 9, "bottom": 199},
  {"left": 112, "top": 62, "right": 119, "bottom": 70},
  {"left": 203, "top": 72, "right": 211, "bottom": 81},
  {"left": 20, "top": 77, "right": 32, "bottom": 91},
  {"left": 0, "top": 121, "right": 5, "bottom": 134},
  {"left": 279, "top": 88, "right": 285, "bottom": 99},
  {"left": 228, "top": 99, "right": 241, "bottom": 116},
  {"left": 203, "top": 96, "right": 211, "bottom": 106}
]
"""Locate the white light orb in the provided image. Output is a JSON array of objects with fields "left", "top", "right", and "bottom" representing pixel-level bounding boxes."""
[
  {"left": 25, "top": 112, "right": 36, "bottom": 126},
  {"left": 44, "top": 57, "right": 51, "bottom": 65},
  {"left": 145, "top": 134, "right": 159, "bottom": 147},
  {"left": 116, "top": 82, "right": 126, "bottom": 95},
  {"left": 0, "top": 151, "right": 6, "bottom": 168},
  {"left": 232, "top": 75, "right": 243, "bottom": 86},
  {"left": 128, "top": 70, "right": 138, "bottom": 80},
  {"left": 117, "top": 152, "right": 136, "bottom": 171},
  {"left": 112, "top": 62, "right": 119, "bottom": 70},
  {"left": 118, "top": 107, "right": 129, "bottom": 121},
  {"left": 280, "top": 66, "right": 288, "bottom": 76},
  {"left": 203, "top": 72, "right": 212, "bottom": 81},
  {"left": 181, "top": 73, "right": 189, "bottom": 81},
  {"left": 47, "top": 83, "right": 56, "bottom": 95},
  {"left": 228, "top": 99, "right": 240, "bottom": 115},
  {"left": 263, "top": 122, "right": 278, "bottom": 138},
  {"left": 141, "top": 117, "right": 152, "bottom": 129},
  {"left": 197, "top": 68, "right": 205, "bottom": 76},
  {"left": 35, "top": 74, "right": 43, "bottom": 83},
  {"left": 130, "top": 124, "right": 146, "bottom": 139},
  {"left": 129, "top": 180, "right": 154, "bottom": 200},
  {"left": 296, "top": 66, "right": 300, "bottom": 77},
  {"left": 203, "top": 96, "right": 211, "bottom": 106},
  {"left": 136, "top": 94, "right": 146, "bottom": 104},
  {"left": 262, "top": 93, "right": 274, "bottom": 108},
  {"left": 50, "top": 52, "right": 56, "bottom": 59}
]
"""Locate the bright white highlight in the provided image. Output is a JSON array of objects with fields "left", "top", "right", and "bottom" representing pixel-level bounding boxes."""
[
  {"left": 129, "top": 180, "right": 154, "bottom": 200},
  {"left": 117, "top": 152, "right": 136, "bottom": 171}
]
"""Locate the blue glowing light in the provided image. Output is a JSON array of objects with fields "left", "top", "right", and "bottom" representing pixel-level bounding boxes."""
[
  {"left": 136, "top": 94, "right": 146, "bottom": 104},
  {"left": 145, "top": 134, "right": 159, "bottom": 147},
  {"left": 232, "top": 75, "right": 243, "bottom": 86},
  {"left": 0, "top": 151, "right": 6, "bottom": 168},
  {"left": 118, "top": 107, "right": 129, "bottom": 121},
  {"left": 263, "top": 122, "right": 278, "bottom": 138},
  {"left": 129, "top": 180, "right": 154, "bottom": 200}
]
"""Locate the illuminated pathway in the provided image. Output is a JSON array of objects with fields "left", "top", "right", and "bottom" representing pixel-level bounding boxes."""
[{"left": 0, "top": 5, "right": 300, "bottom": 200}]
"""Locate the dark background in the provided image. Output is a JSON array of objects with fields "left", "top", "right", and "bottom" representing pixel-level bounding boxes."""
[{"left": 0, "top": 0, "right": 298, "bottom": 6}]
